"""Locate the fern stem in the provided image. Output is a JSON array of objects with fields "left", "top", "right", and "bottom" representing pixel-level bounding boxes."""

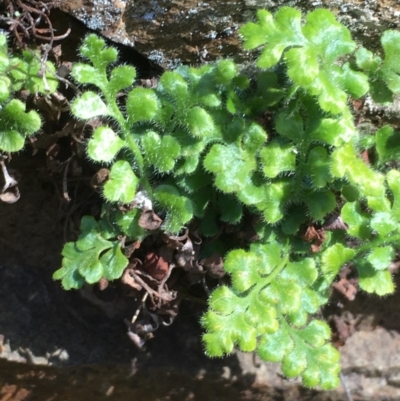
[{"left": 105, "top": 93, "right": 146, "bottom": 179}]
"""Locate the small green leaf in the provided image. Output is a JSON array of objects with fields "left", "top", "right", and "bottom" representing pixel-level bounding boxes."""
[
  {"left": 159, "top": 71, "right": 189, "bottom": 101},
  {"left": 141, "top": 131, "right": 180, "bottom": 173},
  {"left": 242, "top": 122, "right": 267, "bottom": 152},
  {"left": 298, "top": 320, "right": 331, "bottom": 348},
  {"left": 54, "top": 216, "right": 128, "bottom": 288},
  {"left": 283, "top": 258, "right": 318, "bottom": 286},
  {"left": 370, "top": 212, "right": 397, "bottom": 237},
  {"left": 258, "top": 327, "right": 294, "bottom": 362},
  {"left": 224, "top": 249, "right": 260, "bottom": 292},
  {"left": 0, "top": 99, "right": 41, "bottom": 152},
  {"left": 275, "top": 111, "right": 304, "bottom": 141},
  {"left": 71, "top": 91, "right": 109, "bottom": 119},
  {"left": 103, "top": 160, "right": 138, "bottom": 203},
  {"left": 241, "top": 7, "right": 305, "bottom": 69},
  {"left": 215, "top": 59, "right": 237, "bottom": 84},
  {"left": 367, "top": 246, "right": 394, "bottom": 271},
  {"left": 154, "top": 185, "right": 193, "bottom": 233},
  {"left": 0, "top": 75, "right": 10, "bottom": 102},
  {"left": 100, "top": 242, "right": 129, "bottom": 280},
  {"left": 282, "top": 345, "right": 308, "bottom": 378},
  {"left": 115, "top": 209, "right": 147, "bottom": 239},
  {"left": 208, "top": 286, "right": 237, "bottom": 315},
  {"left": 260, "top": 140, "right": 296, "bottom": 178},
  {"left": 305, "top": 146, "right": 331, "bottom": 188},
  {"left": 321, "top": 244, "right": 355, "bottom": 281},
  {"left": 0, "top": 129, "right": 25, "bottom": 152},
  {"left": 355, "top": 47, "right": 381, "bottom": 72},
  {"left": 381, "top": 30, "right": 400, "bottom": 75},
  {"left": 186, "top": 106, "right": 216, "bottom": 139},
  {"left": 341, "top": 202, "right": 372, "bottom": 240},
  {"left": 87, "top": 126, "right": 124, "bottom": 162},
  {"left": 204, "top": 144, "right": 256, "bottom": 193},
  {"left": 79, "top": 34, "right": 118, "bottom": 68},
  {"left": 305, "top": 190, "right": 336, "bottom": 220},
  {"left": 126, "top": 87, "right": 159, "bottom": 123},
  {"left": 71, "top": 63, "right": 100, "bottom": 86},
  {"left": 108, "top": 65, "right": 136, "bottom": 93},
  {"left": 258, "top": 180, "right": 292, "bottom": 223},
  {"left": 340, "top": 62, "right": 369, "bottom": 98},
  {"left": 260, "top": 280, "right": 302, "bottom": 314},
  {"left": 358, "top": 261, "right": 395, "bottom": 295}
]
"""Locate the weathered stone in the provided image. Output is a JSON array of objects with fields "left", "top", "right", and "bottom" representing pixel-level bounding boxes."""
[{"left": 58, "top": 0, "right": 400, "bottom": 69}]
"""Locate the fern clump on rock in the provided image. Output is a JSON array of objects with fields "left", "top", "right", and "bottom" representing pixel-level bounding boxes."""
[{"left": 53, "top": 7, "right": 400, "bottom": 390}]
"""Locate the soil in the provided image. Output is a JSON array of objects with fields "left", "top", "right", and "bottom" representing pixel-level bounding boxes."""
[{"left": 1, "top": 1, "right": 400, "bottom": 400}]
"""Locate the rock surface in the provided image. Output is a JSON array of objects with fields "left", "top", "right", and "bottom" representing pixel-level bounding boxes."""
[{"left": 59, "top": 0, "right": 400, "bottom": 68}]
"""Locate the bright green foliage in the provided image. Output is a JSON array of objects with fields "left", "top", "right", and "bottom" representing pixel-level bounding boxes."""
[
  {"left": 355, "top": 30, "right": 400, "bottom": 103},
  {"left": 0, "top": 34, "right": 57, "bottom": 152},
  {"left": 53, "top": 216, "right": 128, "bottom": 289},
  {"left": 54, "top": 8, "right": 400, "bottom": 391}
]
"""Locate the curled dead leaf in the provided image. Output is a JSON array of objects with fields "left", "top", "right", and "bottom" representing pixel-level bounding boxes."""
[
  {"left": 302, "top": 225, "right": 326, "bottom": 253},
  {"left": 91, "top": 168, "right": 110, "bottom": 189},
  {"left": 121, "top": 262, "right": 143, "bottom": 291},
  {"left": 138, "top": 209, "right": 162, "bottom": 230},
  {"left": 333, "top": 277, "right": 357, "bottom": 301},
  {"left": 143, "top": 252, "right": 169, "bottom": 281}
]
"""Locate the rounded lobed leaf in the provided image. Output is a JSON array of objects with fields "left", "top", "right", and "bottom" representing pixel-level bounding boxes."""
[
  {"left": 126, "top": 87, "right": 159, "bottom": 123},
  {"left": 258, "top": 327, "right": 294, "bottom": 362},
  {"left": 215, "top": 59, "right": 237, "bottom": 84},
  {"left": 204, "top": 144, "right": 257, "bottom": 193},
  {"left": 282, "top": 346, "right": 308, "bottom": 378},
  {"left": 224, "top": 249, "right": 260, "bottom": 292},
  {"left": 99, "top": 243, "right": 129, "bottom": 280},
  {"left": 71, "top": 63, "right": 101, "bottom": 86},
  {"left": 260, "top": 280, "right": 302, "bottom": 314},
  {"left": 260, "top": 140, "right": 296, "bottom": 178},
  {"left": 141, "top": 131, "right": 181, "bottom": 173},
  {"left": 108, "top": 65, "right": 136, "bottom": 93},
  {"left": 0, "top": 99, "right": 41, "bottom": 152},
  {"left": 370, "top": 212, "right": 397, "bottom": 237},
  {"left": 154, "top": 185, "right": 193, "bottom": 233},
  {"left": 208, "top": 285, "right": 237, "bottom": 315},
  {"left": 298, "top": 320, "right": 331, "bottom": 348},
  {"left": 282, "top": 259, "right": 317, "bottom": 286},
  {"left": 87, "top": 126, "right": 125, "bottom": 162},
  {"left": 367, "top": 246, "right": 394, "bottom": 271},
  {"left": 341, "top": 202, "right": 372, "bottom": 240},
  {"left": 103, "top": 160, "right": 138, "bottom": 203},
  {"left": 305, "top": 190, "right": 336, "bottom": 221},
  {"left": 71, "top": 91, "right": 109, "bottom": 119},
  {"left": 0, "top": 129, "right": 25, "bottom": 153},
  {"left": 159, "top": 71, "right": 189, "bottom": 101},
  {"left": 355, "top": 47, "right": 381, "bottom": 72},
  {"left": 186, "top": 106, "right": 216, "bottom": 139},
  {"left": 321, "top": 244, "right": 355, "bottom": 282},
  {"left": 357, "top": 260, "right": 395, "bottom": 295},
  {"left": 79, "top": 34, "right": 118, "bottom": 68},
  {"left": 242, "top": 122, "right": 267, "bottom": 152}
]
